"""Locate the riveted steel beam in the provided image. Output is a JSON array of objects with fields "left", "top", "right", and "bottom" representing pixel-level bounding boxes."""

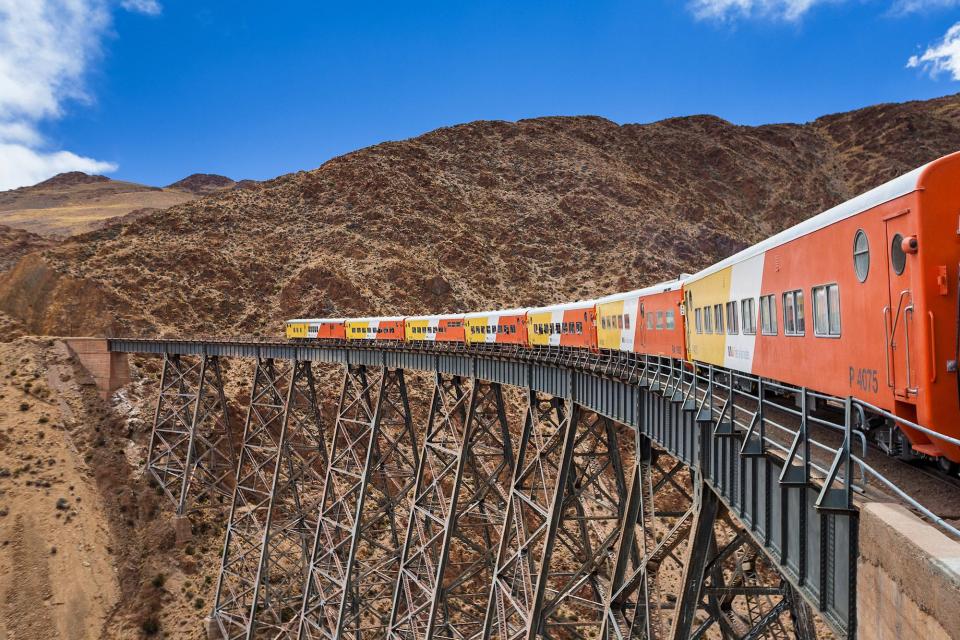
[
  {"left": 298, "top": 365, "right": 418, "bottom": 640},
  {"left": 209, "top": 358, "right": 328, "bottom": 640},
  {"left": 146, "top": 353, "right": 236, "bottom": 515}
]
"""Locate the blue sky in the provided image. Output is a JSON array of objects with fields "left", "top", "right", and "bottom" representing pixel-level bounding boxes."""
[{"left": 3, "top": 0, "right": 960, "bottom": 189}]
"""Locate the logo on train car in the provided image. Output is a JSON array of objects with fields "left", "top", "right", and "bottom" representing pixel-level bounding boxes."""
[{"left": 726, "top": 346, "right": 750, "bottom": 360}]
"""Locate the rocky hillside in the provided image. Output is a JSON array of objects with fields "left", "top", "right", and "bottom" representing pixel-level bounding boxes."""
[
  {"left": 0, "top": 224, "right": 52, "bottom": 272},
  {"left": 2, "top": 94, "right": 960, "bottom": 338},
  {"left": 0, "top": 172, "right": 236, "bottom": 238}
]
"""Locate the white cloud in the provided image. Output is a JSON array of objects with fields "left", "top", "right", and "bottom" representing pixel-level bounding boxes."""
[
  {"left": 908, "top": 22, "right": 960, "bottom": 80},
  {"left": 689, "top": 0, "right": 828, "bottom": 20},
  {"left": 892, "top": 0, "right": 960, "bottom": 14},
  {"left": 0, "top": 143, "right": 116, "bottom": 190},
  {"left": 0, "top": 0, "right": 124, "bottom": 190},
  {"left": 121, "top": 0, "right": 160, "bottom": 16}
]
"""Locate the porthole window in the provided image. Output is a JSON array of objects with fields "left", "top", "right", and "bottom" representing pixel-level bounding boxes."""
[
  {"left": 853, "top": 230, "right": 869, "bottom": 282},
  {"left": 891, "top": 233, "right": 906, "bottom": 275}
]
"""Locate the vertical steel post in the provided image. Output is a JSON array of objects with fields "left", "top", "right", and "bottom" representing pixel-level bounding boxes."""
[
  {"left": 298, "top": 366, "right": 418, "bottom": 640},
  {"left": 210, "top": 358, "right": 327, "bottom": 640}
]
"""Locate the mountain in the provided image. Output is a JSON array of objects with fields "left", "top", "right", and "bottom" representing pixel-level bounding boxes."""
[
  {"left": 166, "top": 173, "right": 237, "bottom": 195},
  {"left": 2, "top": 94, "right": 960, "bottom": 339},
  {"left": 0, "top": 172, "right": 236, "bottom": 238}
]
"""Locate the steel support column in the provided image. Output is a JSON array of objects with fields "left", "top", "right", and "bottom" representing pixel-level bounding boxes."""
[
  {"left": 298, "top": 366, "right": 418, "bottom": 640},
  {"left": 210, "top": 358, "right": 328, "bottom": 640},
  {"left": 389, "top": 376, "right": 515, "bottom": 640},
  {"left": 482, "top": 382, "right": 630, "bottom": 640},
  {"left": 146, "top": 352, "right": 236, "bottom": 515}
]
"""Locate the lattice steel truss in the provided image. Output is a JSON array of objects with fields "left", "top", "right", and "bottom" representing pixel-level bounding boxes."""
[
  {"left": 298, "top": 366, "right": 419, "bottom": 640},
  {"left": 482, "top": 389, "right": 630, "bottom": 640},
  {"left": 210, "top": 358, "right": 328, "bottom": 640},
  {"left": 389, "top": 376, "right": 515, "bottom": 640},
  {"left": 146, "top": 353, "right": 236, "bottom": 515},
  {"left": 602, "top": 439, "right": 817, "bottom": 640}
]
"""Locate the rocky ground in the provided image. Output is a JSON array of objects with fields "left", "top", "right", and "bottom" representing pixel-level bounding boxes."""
[{"left": 0, "top": 339, "right": 229, "bottom": 638}]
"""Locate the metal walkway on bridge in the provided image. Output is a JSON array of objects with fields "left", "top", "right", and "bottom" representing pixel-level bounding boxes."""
[{"left": 110, "top": 338, "right": 862, "bottom": 639}]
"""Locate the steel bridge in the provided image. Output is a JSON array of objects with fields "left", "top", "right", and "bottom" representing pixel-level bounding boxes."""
[{"left": 110, "top": 338, "right": 863, "bottom": 640}]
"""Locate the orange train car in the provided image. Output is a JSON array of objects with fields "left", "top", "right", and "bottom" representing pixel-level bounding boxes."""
[
  {"left": 285, "top": 318, "right": 346, "bottom": 340},
  {"left": 526, "top": 301, "right": 597, "bottom": 350},
  {"left": 344, "top": 316, "right": 406, "bottom": 341},
  {"left": 464, "top": 308, "right": 529, "bottom": 345},
  {"left": 405, "top": 314, "right": 466, "bottom": 342},
  {"left": 596, "top": 280, "right": 686, "bottom": 359},
  {"left": 684, "top": 151, "right": 960, "bottom": 467}
]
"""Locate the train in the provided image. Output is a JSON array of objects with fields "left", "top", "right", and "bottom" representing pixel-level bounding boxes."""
[{"left": 286, "top": 152, "right": 960, "bottom": 470}]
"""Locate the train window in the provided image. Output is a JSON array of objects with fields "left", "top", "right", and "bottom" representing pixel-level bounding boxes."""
[
  {"left": 656, "top": 311, "right": 664, "bottom": 330},
  {"left": 713, "top": 304, "right": 724, "bottom": 334},
  {"left": 665, "top": 310, "right": 675, "bottom": 330},
  {"left": 703, "top": 307, "right": 713, "bottom": 334},
  {"left": 576, "top": 321, "right": 583, "bottom": 334},
  {"left": 695, "top": 308, "right": 703, "bottom": 334},
  {"left": 617, "top": 315, "right": 624, "bottom": 329},
  {"left": 647, "top": 314, "right": 654, "bottom": 330},
  {"left": 624, "top": 315, "right": 630, "bottom": 330},
  {"left": 853, "top": 231, "right": 870, "bottom": 282},
  {"left": 725, "top": 302, "right": 738, "bottom": 335},
  {"left": 760, "top": 295, "right": 777, "bottom": 335},
  {"left": 741, "top": 298, "right": 757, "bottom": 335},
  {"left": 601, "top": 316, "right": 607, "bottom": 329},
  {"left": 813, "top": 284, "right": 841, "bottom": 337},
  {"left": 783, "top": 290, "right": 805, "bottom": 336},
  {"left": 891, "top": 233, "right": 906, "bottom": 275}
]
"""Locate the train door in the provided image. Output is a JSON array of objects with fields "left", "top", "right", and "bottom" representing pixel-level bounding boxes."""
[
  {"left": 638, "top": 301, "right": 646, "bottom": 350},
  {"left": 884, "top": 212, "right": 919, "bottom": 401}
]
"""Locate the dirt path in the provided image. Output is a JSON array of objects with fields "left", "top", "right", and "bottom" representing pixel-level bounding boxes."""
[{"left": 0, "top": 339, "right": 120, "bottom": 639}]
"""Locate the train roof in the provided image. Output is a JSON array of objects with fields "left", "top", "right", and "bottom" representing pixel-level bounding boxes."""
[
  {"left": 285, "top": 318, "right": 344, "bottom": 324},
  {"left": 526, "top": 299, "right": 597, "bottom": 314},
  {"left": 344, "top": 316, "right": 406, "bottom": 322},
  {"left": 596, "top": 279, "right": 684, "bottom": 303},
  {"left": 462, "top": 308, "right": 529, "bottom": 319},
  {"left": 686, "top": 160, "right": 930, "bottom": 283},
  {"left": 405, "top": 313, "right": 466, "bottom": 321}
]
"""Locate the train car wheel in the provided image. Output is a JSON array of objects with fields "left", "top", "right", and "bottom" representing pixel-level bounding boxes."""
[{"left": 937, "top": 457, "right": 960, "bottom": 476}]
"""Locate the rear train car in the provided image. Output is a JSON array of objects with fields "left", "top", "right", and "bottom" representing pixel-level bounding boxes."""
[
  {"left": 684, "top": 152, "right": 960, "bottom": 465},
  {"left": 596, "top": 280, "right": 686, "bottom": 358}
]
